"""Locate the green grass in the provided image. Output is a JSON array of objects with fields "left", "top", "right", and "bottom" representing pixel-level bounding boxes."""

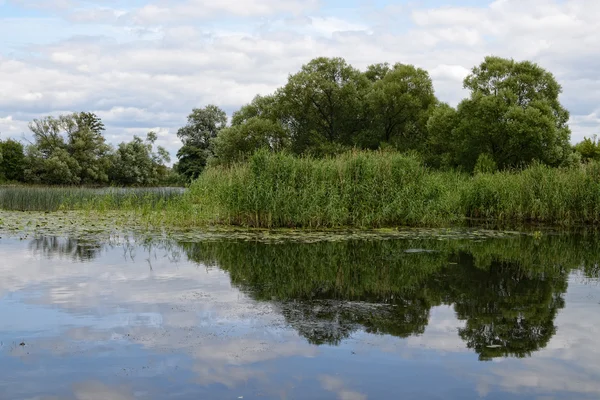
[
  {"left": 0, "top": 186, "right": 183, "bottom": 212},
  {"left": 6, "top": 151, "right": 600, "bottom": 229},
  {"left": 173, "top": 150, "right": 600, "bottom": 228},
  {"left": 181, "top": 150, "right": 465, "bottom": 228}
]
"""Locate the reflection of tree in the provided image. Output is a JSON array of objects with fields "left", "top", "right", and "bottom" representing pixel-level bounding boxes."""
[
  {"left": 180, "top": 235, "right": 588, "bottom": 360},
  {"left": 25, "top": 231, "right": 600, "bottom": 361},
  {"left": 441, "top": 252, "right": 568, "bottom": 361},
  {"left": 28, "top": 237, "right": 104, "bottom": 261},
  {"left": 181, "top": 239, "right": 448, "bottom": 345}
]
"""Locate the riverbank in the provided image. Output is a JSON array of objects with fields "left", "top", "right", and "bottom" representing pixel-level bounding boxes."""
[
  {"left": 166, "top": 150, "right": 600, "bottom": 229},
  {"left": 4, "top": 150, "right": 600, "bottom": 229}
]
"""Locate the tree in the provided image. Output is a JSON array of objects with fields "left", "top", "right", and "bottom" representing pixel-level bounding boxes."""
[
  {"left": 175, "top": 105, "right": 227, "bottom": 181},
  {"left": 110, "top": 132, "right": 170, "bottom": 186},
  {"left": 574, "top": 135, "right": 600, "bottom": 162},
  {"left": 450, "top": 56, "right": 572, "bottom": 171},
  {"left": 24, "top": 146, "right": 82, "bottom": 185},
  {"left": 279, "top": 57, "right": 370, "bottom": 154},
  {"left": 425, "top": 103, "right": 460, "bottom": 169},
  {"left": 230, "top": 95, "right": 282, "bottom": 126},
  {"left": 364, "top": 63, "right": 437, "bottom": 150},
  {"left": 0, "top": 139, "right": 26, "bottom": 181},
  {"left": 364, "top": 62, "right": 391, "bottom": 82},
  {"left": 65, "top": 112, "right": 111, "bottom": 184},
  {"left": 212, "top": 117, "right": 289, "bottom": 166},
  {"left": 24, "top": 112, "right": 111, "bottom": 184}
]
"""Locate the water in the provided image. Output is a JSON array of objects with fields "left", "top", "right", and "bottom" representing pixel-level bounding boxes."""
[{"left": 1, "top": 233, "right": 599, "bottom": 399}]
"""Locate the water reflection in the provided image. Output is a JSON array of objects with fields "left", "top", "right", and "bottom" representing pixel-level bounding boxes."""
[
  {"left": 181, "top": 236, "right": 592, "bottom": 360},
  {"left": 29, "top": 236, "right": 105, "bottom": 261},
  {"left": 1, "top": 232, "right": 600, "bottom": 399}
]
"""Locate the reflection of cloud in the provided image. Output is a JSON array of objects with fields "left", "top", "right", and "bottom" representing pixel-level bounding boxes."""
[
  {"left": 405, "top": 306, "right": 467, "bottom": 353},
  {"left": 474, "top": 277, "right": 600, "bottom": 397},
  {"left": 72, "top": 381, "right": 136, "bottom": 400},
  {"left": 1, "top": 238, "right": 319, "bottom": 393},
  {"left": 193, "top": 365, "right": 265, "bottom": 388},
  {"left": 319, "top": 375, "right": 367, "bottom": 400}
]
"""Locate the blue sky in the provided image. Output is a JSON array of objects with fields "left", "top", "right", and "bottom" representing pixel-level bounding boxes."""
[{"left": 1, "top": 0, "right": 598, "bottom": 159}]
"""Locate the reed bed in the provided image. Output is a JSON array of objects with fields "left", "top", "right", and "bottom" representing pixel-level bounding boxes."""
[
  {"left": 0, "top": 186, "right": 184, "bottom": 212},
  {"left": 5, "top": 151, "right": 600, "bottom": 229},
  {"left": 183, "top": 150, "right": 600, "bottom": 228}
]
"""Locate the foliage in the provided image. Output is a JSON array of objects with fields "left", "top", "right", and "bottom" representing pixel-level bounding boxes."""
[
  {"left": 181, "top": 55, "right": 577, "bottom": 175},
  {"left": 24, "top": 112, "right": 113, "bottom": 185},
  {"left": 473, "top": 153, "right": 498, "bottom": 174},
  {"left": 574, "top": 135, "right": 600, "bottom": 161},
  {"left": 167, "top": 150, "right": 600, "bottom": 228},
  {"left": 425, "top": 103, "right": 460, "bottom": 169},
  {"left": 187, "top": 149, "right": 465, "bottom": 228},
  {"left": 364, "top": 63, "right": 437, "bottom": 150},
  {"left": 212, "top": 117, "right": 289, "bottom": 166},
  {"left": 0, "top": 186, "right": 182, "bottom": 212},
  {"left": 110, "top": 132, "right": 171, "bottom": 186},
  {"left": 448, "top": 56, "right": 572, "bottom": 171},
  {"left": 14, "top": 112, "right": 175, "bottom": 186},
  {"left": 175, "top": 105, "right": 227, "bottom": 181},
  {"left": 0, "top": 139, "right": 26, "bottom": 182},
  {"left": 279, "top": 57, "right": 371, "bottom": 153}
]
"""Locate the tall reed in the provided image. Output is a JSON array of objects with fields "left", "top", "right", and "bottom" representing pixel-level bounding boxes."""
[
  {"left": 186, "top": 150, "right": 466, "bottom": 228},
  {"left": 0, "top": 186, "right": 183, "bottom": 212},
  {"left": 183, "top": 151, "right": 600, "bottom": 228}
]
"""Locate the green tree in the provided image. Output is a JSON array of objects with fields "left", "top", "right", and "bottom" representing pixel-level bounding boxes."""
[
  {"left": 110, "top": 132, "right": 170, "bottom": 186},
  {"left": 175, "top": 105, "right": 227, "bottom": 181},
  {"left": 574, "top": 135, "right": 600, "bottom": 162},
  {"left": 451, "top": 56, "right": 571, "bottom": 171},
  {"left": 212, "top": 117, "right": 289, "bottom": 166},
  {"left": 364, "top": 62, "right": 391, "bottom": 82},
  {"left": 363, "top": 63, "right": 437, "bottom": 150},
  {"left": 0, "top": 139, "right": 26, "bottom": 181},
  {"left": 24, "top": 146, "right": 82, "bottom": 184},
  {"left": 64, "top": 112, "right": 111, "bottom": 184},
  {"left": 24, "top": 112, "right": 111, "bottom": 184},
  {"left": 279, "top": 57, "right": 370, "bottom": 154},
  {"left": 230, "top": 95, "right": 282, "bottom": 126},
  {"left": 425, "top": 103, "right": 460, "bottom": 169}
]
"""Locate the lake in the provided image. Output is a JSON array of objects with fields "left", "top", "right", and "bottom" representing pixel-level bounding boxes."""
[{"left": 1, "top": 229, "right": 599, "bottom": 399}]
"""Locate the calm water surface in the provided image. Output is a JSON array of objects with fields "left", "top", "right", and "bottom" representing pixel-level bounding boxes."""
[{"left": 1, "top": 233, "right": 599, "bottom": 399}]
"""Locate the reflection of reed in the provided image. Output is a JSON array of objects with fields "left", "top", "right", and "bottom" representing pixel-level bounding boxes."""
[{"left": 28, "top": 237, "right": 104, "bottom": 261}]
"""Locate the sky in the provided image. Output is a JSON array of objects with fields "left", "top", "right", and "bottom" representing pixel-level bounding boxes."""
[{"left": 1, "top": 0, "right": 599, "bottom": 160}]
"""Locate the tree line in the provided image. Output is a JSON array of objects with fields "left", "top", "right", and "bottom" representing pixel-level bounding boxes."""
[
  {"left": 174, "top": 55, "right": 594, "bottom": 182},
  {"left": 1, "top": 55, "right": 596, "bottom": 186},
  {"left": 0, "top": 112, "right": 178, "bottom": 186}
]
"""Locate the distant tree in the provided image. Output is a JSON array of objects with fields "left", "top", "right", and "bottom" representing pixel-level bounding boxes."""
[
  {"left": 279, "top": 57, "right": 370, "bottom": 154},
  {"left": 425, "top": 103, "right": 460, "bottom": 169},
  {"left": 24, "top": 146, "right": 81, "bottom": 185},
  {"left": 230, "top": 95, "right": 282, "bottom": 126},
  {"left": 24, "top": 112, "right": 111, "bottom": 184},
  {"left": 574, "top": 135, "right": 600, "bottom": 162},
  {"left": 212, "top": 117, "right": 289, "bottom": 166},
  {"left": 0, "top": 139, "right": 26, "bottom": 181},
  {"left": 110, "top": 132, "right": 170, "bottom": 186},
  {"left": 450, "top": 56, "right": 572, "bottom": 171},
  {"left": 64, "top": 112, "right": 111, "bottom": 184},
  {"left": 175, "top": 105, "right": 227, "bottom": 181}
]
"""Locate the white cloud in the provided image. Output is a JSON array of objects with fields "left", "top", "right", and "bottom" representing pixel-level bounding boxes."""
[
  {"left": 319, "top": 375, "right": 367, "bottom": 400},
  {"left": 1, "top": 0, "right": 599, "bottom": 159}
]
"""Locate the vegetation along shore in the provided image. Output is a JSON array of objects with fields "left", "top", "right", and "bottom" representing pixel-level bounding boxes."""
[{"left": 2, "top": 55, "right": 600, "bottom": 229}]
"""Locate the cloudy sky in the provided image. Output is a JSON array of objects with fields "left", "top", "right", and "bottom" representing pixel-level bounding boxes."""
[{"left": 1, "top": 0, "right": 599, "bottom": 159}]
